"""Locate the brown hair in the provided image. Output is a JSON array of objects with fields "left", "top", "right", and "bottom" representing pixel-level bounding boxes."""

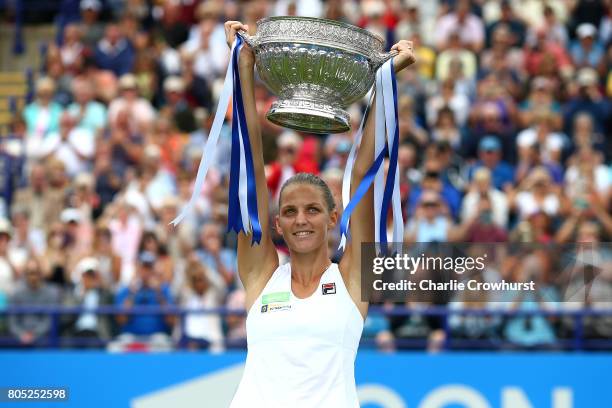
[{"left": 279, "top": 173, "right": 336, "bottom": 212}]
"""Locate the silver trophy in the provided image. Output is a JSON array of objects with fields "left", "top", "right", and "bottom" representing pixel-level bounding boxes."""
[{"left": 238, "top": 17, "right": 396, "bottom": 134}]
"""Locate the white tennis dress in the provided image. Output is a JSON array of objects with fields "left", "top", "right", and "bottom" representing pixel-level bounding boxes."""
[{"left": 229, "top": 262, "right": 364, "bottom": 408}]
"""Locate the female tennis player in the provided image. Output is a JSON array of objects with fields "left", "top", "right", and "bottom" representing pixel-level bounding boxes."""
[{"left": 225, "top": 21, "right": 415, "bottom": 407}]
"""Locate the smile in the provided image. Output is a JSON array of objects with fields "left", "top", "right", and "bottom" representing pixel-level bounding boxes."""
[{"left": 293, "top": 231, "right": 314, "bottom": 237}]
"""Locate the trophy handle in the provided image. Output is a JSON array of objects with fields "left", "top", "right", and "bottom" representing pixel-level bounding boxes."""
[
  {"left": 236, "top": 30, "right": 258, "bottom": 48},
  {"left": 372, "top": 50, "right": 399, "bottom": 70}
]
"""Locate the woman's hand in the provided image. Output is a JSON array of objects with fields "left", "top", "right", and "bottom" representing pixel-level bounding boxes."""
[
  {"left": 224, "top": 20, "right": 255, "bottom": 69},
  {"left": 391, "top": 40, "right": 416, "bottom": 73}
]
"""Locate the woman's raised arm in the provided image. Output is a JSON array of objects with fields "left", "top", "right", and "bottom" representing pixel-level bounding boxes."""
[
  {"left": 225, "top": 22, "right": 279, "bottom": 298},
  {"left": 339, "top": 40, "right": 416, "bottom": 317}
]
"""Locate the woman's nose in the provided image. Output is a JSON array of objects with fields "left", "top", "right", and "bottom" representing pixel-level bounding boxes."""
[{"left": 295, "top": 209, "right": 308, "bottom": 224}]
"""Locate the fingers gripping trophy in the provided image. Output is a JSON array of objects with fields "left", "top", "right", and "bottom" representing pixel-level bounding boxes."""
[{"left": 175, "top": 17, "right": 416, "bottom": 407}]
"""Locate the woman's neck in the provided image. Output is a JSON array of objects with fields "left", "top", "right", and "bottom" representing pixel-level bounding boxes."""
[{"left": 289, "top": 248, "right": 331, "bottom": 287}]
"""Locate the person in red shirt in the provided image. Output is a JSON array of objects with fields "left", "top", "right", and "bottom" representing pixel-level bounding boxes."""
[{"left": 266, "top": 131, "right": 319, "bottom": 200}]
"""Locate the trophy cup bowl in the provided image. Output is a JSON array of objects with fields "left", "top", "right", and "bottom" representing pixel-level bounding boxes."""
[{"left": 237, "top": 17, "right": 396, "bottom": 134}]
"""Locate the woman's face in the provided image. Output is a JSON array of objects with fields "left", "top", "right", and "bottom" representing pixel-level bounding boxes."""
[{"left": 276, "top": 184, "right": 337, "bottom": 254}]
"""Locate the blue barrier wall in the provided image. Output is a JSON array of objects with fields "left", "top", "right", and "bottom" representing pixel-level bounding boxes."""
[{"left": 0, "top": 352, "right": 609, "bottom": 408}]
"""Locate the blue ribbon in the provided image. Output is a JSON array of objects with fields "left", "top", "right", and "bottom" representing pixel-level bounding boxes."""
[
  {"left": 227, "top": 37, "right": 262, "bottom": 244},
  {"left": 378, "top": 60, "right": 399, "bottom": 254},
  {"left": 227, "top": 49, "right": 244, "bottom": 234},
  {"left": 339, "top": 146, "right": 387, "bottom": 243}
]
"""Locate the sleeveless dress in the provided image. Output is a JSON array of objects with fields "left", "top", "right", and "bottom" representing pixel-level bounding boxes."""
[{"left": 229, "top": 262, "right": 364, "bottom": 408}]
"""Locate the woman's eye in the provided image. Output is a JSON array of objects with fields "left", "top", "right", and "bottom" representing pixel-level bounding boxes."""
[{"left": 308, "top": 207, "right": 319, "bottom": 213}]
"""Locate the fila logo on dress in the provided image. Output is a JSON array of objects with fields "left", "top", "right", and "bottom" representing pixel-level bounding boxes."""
[{"left": 322, "top": 283, "right": 336, "bottom": 295}]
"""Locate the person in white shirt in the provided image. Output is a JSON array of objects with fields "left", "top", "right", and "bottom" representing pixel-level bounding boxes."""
[{"left": 223, "top": 21, "right": 416, "bottom": 407}]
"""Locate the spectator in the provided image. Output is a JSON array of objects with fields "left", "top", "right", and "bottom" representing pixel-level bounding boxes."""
[
  {"left": 502, "top": 254, "right": 558, "bottom": 348},
  {"left": 516, "top": 109, "right": 568, "bottom": 180},
  {"left": 518, "top": 76, "right": 562, "bottom": 129},
  {"left": 196, "top": 221, "right": 237, "bottom": 288},
  {"left": 67, "top": 77, "right": 107, "bottom": 134},
  {"left": 405, "top": 190, "right": 473, "bottom": 243},
  {"left": 107, "top": 74, "right": 155, "bottom": 135},
  {"left": 55, "top": 23, "right": 86, "bottom": 75},
  {"left": 65, "top": 257, "right": 114, "bottom": 343},
  {"left": 23, "top": 77, "right": 63, "bottom": 141},
  {"left": 8, "top": 258, "right": 61, "bottom": 347},
  {"left": 266, "top": 131, "right": 318, "bottom": 200},
  {"left": 463, "top": 194, "right": 508, "bottom": 243},
  {"left": 394, "top": 0, "right": 434, "bottom": 48},
  {"left": 225, "top": 288, "right": 246, "bottom": 348},
  {"left": 524, "top": 28, "right": 573, "bottom": 78},
  {"left": 398, "top": 95, "right": 428, "bottom": 149},
  {"left": 570, "top": 23, "right": 605, "bottom": 69},
  {"left": 9, "top": 207, "right": 45, "bottom": 270},
  {"left": 435, "top": 32, "right": 478, "bottom": 82},
  {"left": 79, "top": 0, "right": 105, "bottom": 48},
  {"left": 155, "top": 2, "right": 190, "bottom": 49},
  {"left": 89, "top": 225, "right": 121, "bottom": 290},
  {"left": 541, "top": 5, "right": 568, "bottom": 47},
  {"left": 161, "top": 76, "right": 195, "bottom": 133},
  {"left": 467, "top": 136, "right": 515, "bottom": 192},
  {"left": 435, "top": 0, "right": 485, "bottom": 52},
  {"left": 114, "top": 251, "right": 175, "bottom": 337},
  {"left": 180, "top": 257, "right": 225, "bottom": 351},
  {"left": 0, "top": 219, "right": 17, "bottom": 299},
  {"left": 32, "top": 112, "right": 95, "bottom": 178},
  {"left": 510, "top": 167, "right": 564, "bottom": 220},
  {"left": 563, "top": 67, "right": 611, "bottom": 135},
  {"left": 93, "top": 24, "right": 135, "bottom": 76},
  {"left": 426, "top": 80, "right": 470, "bottom": 129},
  {"left": 108, "top": 199, "right": 143, "bottom": 285},
  {"left": 0, "top": 117, "right": 26, "bottom": 218},
  {"left": 182, "top": 18, "right": 228, "bottom": 85},
  {"left": 485, "top": 0, "right": 526, "bottom": 47},
  {"left": 480, "top": 25, "right": 525, "bottom": 78},
  {"left": 462, "top": 167, "right": 509, "bottom": 228}
]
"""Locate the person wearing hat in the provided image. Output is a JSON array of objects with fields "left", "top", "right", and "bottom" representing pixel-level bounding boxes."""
[
  {"left": 80, "top": 0, "right": 105, "bottom": 48},
  {"left": 23, "top": 77, "right": 63, "bottom": 140},
  {"left": 570, "top": 23, "right": 604, "bottom": 68},
  {"left": 93, "top": 23, "right": 135, "bottom": 77},
  {"left": 563, "top": 67, "right": 610, "bottom": 135},
  {"left": 63, "top": 257, "right": 113, "bottom": 344},
  {"left": 468, "top": 136, "right": 515, "bottom": 192},
  {"left": 107, "top": 73, "right": 155, "bottom": 134},
  {"left": 115, "top": 251, "right": 175, "bottom": 338},
  {"left": 162, "top": 76, "right": 196, "bottom": 133}
]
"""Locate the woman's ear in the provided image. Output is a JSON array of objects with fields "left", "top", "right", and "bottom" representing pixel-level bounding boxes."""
[
  {"left": 328, "top": 209, "right": 338, "bottom": 229},
  {"left": 274, "top": 214, "right": 283, "bottom": 235}
]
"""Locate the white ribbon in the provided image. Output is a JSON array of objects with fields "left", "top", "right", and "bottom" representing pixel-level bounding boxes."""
[
  {"left": 171, "top": 41, "right": 237, "bottom": 226},
  {"left": 381, "top": 62, "right": 404, "bottom": 247}
]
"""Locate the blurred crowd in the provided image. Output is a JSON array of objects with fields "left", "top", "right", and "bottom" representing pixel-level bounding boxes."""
[{"left": 0, "top": 0, "right": 610, "bottom": 351}]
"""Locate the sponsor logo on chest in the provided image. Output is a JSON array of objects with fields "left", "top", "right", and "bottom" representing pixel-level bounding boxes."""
[{"left": 261, "top": 291, "right": 292, "bottom": 313}]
